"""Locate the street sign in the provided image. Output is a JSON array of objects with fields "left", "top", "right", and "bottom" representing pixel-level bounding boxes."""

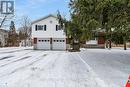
[
  {"left": 1, "top": 1, "right": 14, "bottom": 14},
  {"left": 0, "top": 1, "right": 15, "bottom": 28},
  {"left": 0, "top": 0, "right": 15, "bottom": 19}
]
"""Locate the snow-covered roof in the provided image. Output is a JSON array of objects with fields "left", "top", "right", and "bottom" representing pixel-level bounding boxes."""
[
  {"left": 31, "top": 14, "right": 57, "bottom": 24},
  {"left": 0, "top": 29, "right": 8, "bottom": 33}
]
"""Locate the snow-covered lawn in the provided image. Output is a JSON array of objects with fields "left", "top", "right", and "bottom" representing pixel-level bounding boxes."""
[{"left": 0, "top": 47, "right": 129, "bottom": 87}]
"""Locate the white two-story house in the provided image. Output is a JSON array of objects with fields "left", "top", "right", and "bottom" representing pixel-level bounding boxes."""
[{"left": 32, "top": 14, "right": 67, "bottom": 50}]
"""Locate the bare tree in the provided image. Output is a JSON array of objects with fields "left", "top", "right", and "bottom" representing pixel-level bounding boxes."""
[
  {"left": 0, "top": 16, "right": 7, "bottom": 28},
  {"left": 19, "top": 16, "right": 31, "bottom": 47}
]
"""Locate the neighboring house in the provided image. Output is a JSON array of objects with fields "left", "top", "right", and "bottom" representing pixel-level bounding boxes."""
[
  {"left": 18, "top": 27, "right": 32, "bottom": 47},
  {"left": 86, "top": 29, "right": 105, "bottom": 48},
  {"left": 0, "top": 29, "right": 8, "bottom": 47},
  {"left": 19, "top": 38, "right": 32, "bottom": 47},
  {"left": 32, "top": 14, "right": 67, "bottom": 50}
]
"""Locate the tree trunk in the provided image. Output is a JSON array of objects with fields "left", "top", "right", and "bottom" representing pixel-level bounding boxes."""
[
  {"left": 106, "top": 40, "right": 108, "bottom": 48},
  {"left": 109, "top": 40, "right": 112, "bottom": 49},
  {"left": 72, "top": 38, "right": 74, "bottom": 50},
  {"left": 24, "top": 39, "right": 26, "bottom": 47},
  {"left": 123, "top": 37, "right": 127, "bottom": 50},
  {"left": 124, "top": 42, "right": 127, "bottom": 50},
  {"left": 109, "top": 28, "right": 112, "bottom": 49}
]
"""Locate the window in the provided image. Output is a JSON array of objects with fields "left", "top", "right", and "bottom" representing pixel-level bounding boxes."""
[
  {"left": 35, "top": 25, "right": 43, "bottom": 31},
  {"left": 56, "top": 25, "right": 60, "bottom": 31},
  {"left": 35, "top": 25, "right": 47, "bottom": 31},
  {"left": 38, "top": 25, "right": 43, "bottom": 30}
]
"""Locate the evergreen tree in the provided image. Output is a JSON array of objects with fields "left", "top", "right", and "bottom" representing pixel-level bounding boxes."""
[
  {"left": 7, "top": 21, "right": 18, "bottom": 46},
  {"left": 69, "top": 0, "right": 130, "bottom": 50}
]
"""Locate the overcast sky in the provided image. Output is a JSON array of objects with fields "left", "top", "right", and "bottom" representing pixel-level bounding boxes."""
[{"left": 15, "top": 0, "right": 70, "bottom": 28}]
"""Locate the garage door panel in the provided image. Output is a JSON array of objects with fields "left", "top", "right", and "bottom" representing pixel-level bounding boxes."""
[
  {"left": 37, "top": 38, "right": 50, "bottom": 50},
  {"left": 52, "top": 39, "right": 66, "bottom": 50},
  {"left": 36, "top": 38, "right": 66, "bottom": 50}
]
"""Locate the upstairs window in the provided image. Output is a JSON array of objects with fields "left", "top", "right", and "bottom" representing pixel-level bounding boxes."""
[
  {"left": 35, "top": 25, "right": 47, "bottom": 31},
  {"left": 56, "top": 25, "right": 60, "bottom": 31},
  {"left": 35, "top": 25, "right": 43, "bottom": 31},
  {"left": 38, "top": 25, "right": 43, "bottom": 30}
]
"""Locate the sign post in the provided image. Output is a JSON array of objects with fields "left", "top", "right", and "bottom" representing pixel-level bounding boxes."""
[{"left": 0, "top": 0, "right": 14, "bottom": 28}]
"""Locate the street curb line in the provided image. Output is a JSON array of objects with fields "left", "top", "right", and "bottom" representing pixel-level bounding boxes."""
[{"left": 77, "top": 53, "right": 109, "bottom": 87}]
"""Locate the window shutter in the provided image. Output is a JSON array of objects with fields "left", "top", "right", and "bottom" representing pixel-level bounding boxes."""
[
  {"left": 44, "top": 25, "right": 46, "bottom": 31},
  {"left": 56, "top": 25, "right": 58, "bottom": 31},
  {"left": 35, "top": 25, "right": 37, "bottom": 31}
]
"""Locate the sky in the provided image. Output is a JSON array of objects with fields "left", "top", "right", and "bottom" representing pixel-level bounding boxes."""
[{"left": 15, "top": 0, "right": 70, "bottom": 28}]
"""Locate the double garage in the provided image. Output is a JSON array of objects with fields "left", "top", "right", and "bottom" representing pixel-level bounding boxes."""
[{"left": 34, "top": 38, "right": 66, "bottom": 50}]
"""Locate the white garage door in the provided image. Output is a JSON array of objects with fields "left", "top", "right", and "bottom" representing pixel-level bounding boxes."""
[
  {"left": 52, "top": 38, "right": 66, "bottom": 50},
  {"left": 37, "top": 38, "right": 50, "bottom": 50}
]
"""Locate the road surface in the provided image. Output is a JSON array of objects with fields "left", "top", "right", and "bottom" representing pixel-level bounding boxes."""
[{"left": 0, "top": 47, "right": 129, "bottom": 87}]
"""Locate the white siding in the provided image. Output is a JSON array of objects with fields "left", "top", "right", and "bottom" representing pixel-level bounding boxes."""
[
  {"left": 32, "top": 15, "right": 67, "bottom": 50},
  {"left": 32, "top": 16, "right": 66, "bottom": 38}
]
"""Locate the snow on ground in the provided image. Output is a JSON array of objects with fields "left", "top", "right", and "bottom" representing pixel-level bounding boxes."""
[
  {"left": 79, "top": 48, "right": 130, "bottom": 87},
  {"left": 0, "top": 47, "right": 130, "bottom": 87}
]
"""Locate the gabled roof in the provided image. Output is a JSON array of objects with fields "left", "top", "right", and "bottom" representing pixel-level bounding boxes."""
[
  {"left": 0, "top": 29, "right": 8, "bottom": 33},
  {"left": 31, "top": 14, "right": 57, "bottom": 24}
]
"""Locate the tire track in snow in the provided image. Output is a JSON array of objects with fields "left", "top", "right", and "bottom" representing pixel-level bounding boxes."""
[
  {"left": 0, "top": 49, "right": 29, "bottom": 61},
  {"left": 15, "top": 52, "right": 100, "bottom": 87},
  {"left": 0, "top": 56, "right": 14, "bottom": 60},
  {"left": 68, "top": 53, "right": 96, "bottom": 87},
  {"left": 9, "top": 54, "right": 48, "bottom": 75},
  {"left": 0, "top": 52, "right": 48, "bottom": 78},
  {"left": 0, "top": 50, "right": 34, "bottom": 67},
  {"left": 9, "top": 53, "right": 66, "bottom": 87}
]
